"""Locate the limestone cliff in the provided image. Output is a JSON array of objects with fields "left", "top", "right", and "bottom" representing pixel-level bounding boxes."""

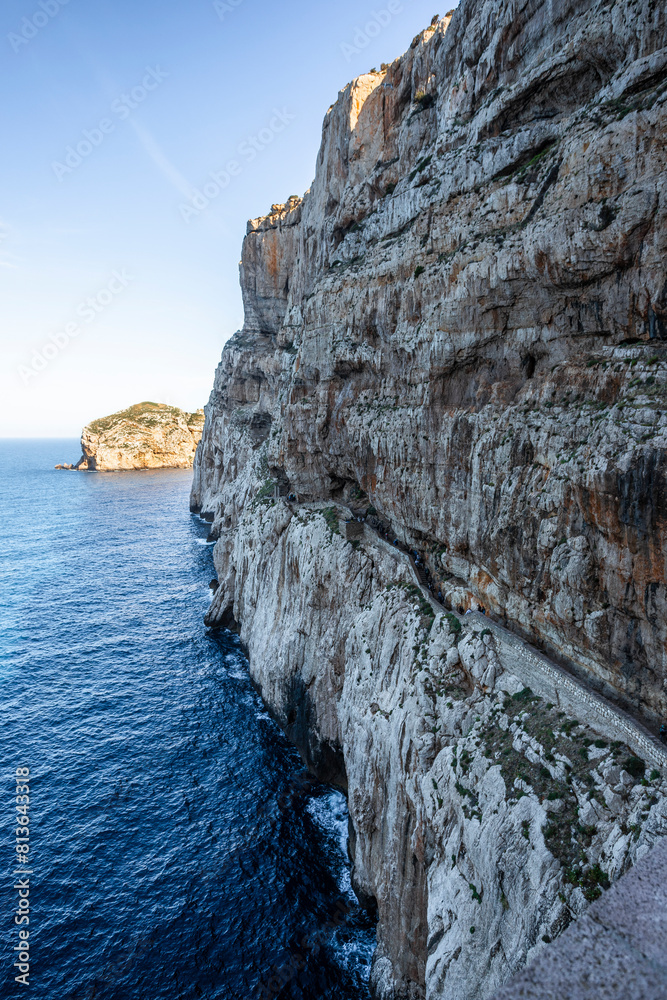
[
  {"left": 205, "top": 503, "right": 666, "bottom": 999},
  {"left": 57, "top": 402, "right": 204, "bottom": 472},
  {"left": 192, "top": 1, "right": 667, "bottom": 996}
]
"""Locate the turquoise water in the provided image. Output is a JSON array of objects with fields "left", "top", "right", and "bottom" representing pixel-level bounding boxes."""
[{"left": 0, "top": 440, "right": 374, "bottom": 999}]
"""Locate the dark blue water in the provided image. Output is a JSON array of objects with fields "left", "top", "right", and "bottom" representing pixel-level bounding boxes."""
[{"left": 0, "top": 440, "right": 374, "bottom": 1000}]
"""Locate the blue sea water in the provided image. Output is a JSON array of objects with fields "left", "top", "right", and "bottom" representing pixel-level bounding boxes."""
[{"left": 0, "top": 440, "right": 374, "bottom": 1000}]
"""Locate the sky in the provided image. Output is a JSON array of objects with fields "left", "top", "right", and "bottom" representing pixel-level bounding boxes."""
[{"left": 0, "top": 0, "right": 456, "bottom": 437}]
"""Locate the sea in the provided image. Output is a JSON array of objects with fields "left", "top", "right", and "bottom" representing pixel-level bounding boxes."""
[{"left": 0, "top": 440, "right": 375, "bottom": 1000}]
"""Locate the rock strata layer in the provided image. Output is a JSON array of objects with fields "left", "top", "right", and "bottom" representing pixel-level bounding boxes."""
[
  {"left": 57, "top": 402, "right": 204, "bottom": 472},
  {"left": 192, "top": 2, "right": 667, "bottom": 997}
]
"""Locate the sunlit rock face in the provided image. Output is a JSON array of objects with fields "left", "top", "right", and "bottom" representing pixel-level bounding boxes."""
[
  {"left": 67, "top": 402, "right": 204, "bottom": 471},
  {"left": 193, "top": 1, "right": 667, "bottom": 996}
]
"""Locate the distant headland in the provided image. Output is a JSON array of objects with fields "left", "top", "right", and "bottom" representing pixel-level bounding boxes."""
[{"left": 56, "top": 402, "right": 205, "bottom": 472}]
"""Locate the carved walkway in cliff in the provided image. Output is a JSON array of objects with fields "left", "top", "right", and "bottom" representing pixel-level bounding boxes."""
[{"left": 354, "top": 517, "right": 667, "bottom": 771}]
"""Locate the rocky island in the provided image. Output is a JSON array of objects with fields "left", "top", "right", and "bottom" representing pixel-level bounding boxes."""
[
  {"left": 192, "top": 2, "right": 667, "bottom": 998},
  {"left": 57, "top": 402, "right": 204, "bottom": 471}
]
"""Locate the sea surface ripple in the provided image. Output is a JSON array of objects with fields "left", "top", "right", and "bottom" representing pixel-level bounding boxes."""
[{"left": 0, "top": 440, "right": 374, "bottom": 999}]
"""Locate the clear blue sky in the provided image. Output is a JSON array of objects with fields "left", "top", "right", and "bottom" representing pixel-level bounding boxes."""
[{"left": 0, "top": 0, "right": 454, "bottom": 437}]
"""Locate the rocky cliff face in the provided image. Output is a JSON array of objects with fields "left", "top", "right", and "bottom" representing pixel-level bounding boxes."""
[
  {"left": 192, "top": 1, "right": 667, "bottom": 996},
  {"left": 58, "top": 402, "right": 204, "bottom": 471},
  {"left": 204, "top": 501, "right": 667, "bottom": 1000}
]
